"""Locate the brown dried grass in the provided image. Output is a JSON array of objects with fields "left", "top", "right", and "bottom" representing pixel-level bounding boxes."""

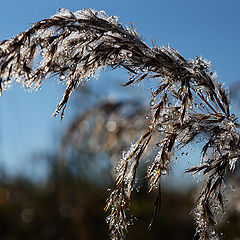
[{"left": 0, "top": 8, "right": 239, "bottom": 239}]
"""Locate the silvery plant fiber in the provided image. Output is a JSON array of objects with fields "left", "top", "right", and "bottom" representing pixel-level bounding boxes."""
[{"left": 0, "top": 8, "right": 239, "bottom": 240}]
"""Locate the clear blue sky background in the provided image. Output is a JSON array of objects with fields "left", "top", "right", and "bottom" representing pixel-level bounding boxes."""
[{"left": 0, "top": 0, "right": 240, "bottom": 179}]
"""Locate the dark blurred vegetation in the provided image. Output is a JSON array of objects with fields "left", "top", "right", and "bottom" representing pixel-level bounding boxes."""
[
  {"left": 0, "top": 137, "right": 239, "bottom": 239},
  {"left": 0, "top": 152, "right": 197, "bottom": 240}
]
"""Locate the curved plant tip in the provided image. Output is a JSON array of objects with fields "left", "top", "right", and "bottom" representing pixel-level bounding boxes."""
[{"left": 0, "top": 7, "right": 239, "bottom": 240}]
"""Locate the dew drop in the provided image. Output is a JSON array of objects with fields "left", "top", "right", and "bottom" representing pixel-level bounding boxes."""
[
  {"left": 110, "top": 15, "right": 118, "bottom": 21},
  {"left": 119, "top": 52, "right": 124, "bottom": 57},
  {"left": 150, "top": 100, "right": 154, "bottom": 106},
  {"left": 161, "top": 169, "right": 167, "bottom": 175},
  {"left": 127, "top": 52, "right": 132, "bottom": 58},
  {"left": 109, "top": 54, "right": 115, "bottom": 60},
  {"left": 59, "top": 74, "right": 66, "bottom": 80},
  {"left": 200, "top": 103, "right": 205, "bottom": 109},
  {"left": 163, "top": 114, "right": 168, "bottom": 120}
]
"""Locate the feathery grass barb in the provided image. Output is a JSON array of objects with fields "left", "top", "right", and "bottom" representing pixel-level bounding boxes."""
[{"left": 0, "top": 8, "right": 239, "bottom": 239}]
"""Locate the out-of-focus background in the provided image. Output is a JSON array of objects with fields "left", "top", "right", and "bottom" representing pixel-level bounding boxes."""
[{"left": 0, "top": 0, "right": 240, "bottom": 239}]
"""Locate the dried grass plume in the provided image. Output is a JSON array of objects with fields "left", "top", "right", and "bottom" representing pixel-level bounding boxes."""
[{"left": 0, "top": 8, "right": 239, "bottom": 240}]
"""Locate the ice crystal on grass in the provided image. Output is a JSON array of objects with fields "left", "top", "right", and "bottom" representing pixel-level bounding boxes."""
[{"left": 1, "top": 8, "right": 240, "bottom": 240}]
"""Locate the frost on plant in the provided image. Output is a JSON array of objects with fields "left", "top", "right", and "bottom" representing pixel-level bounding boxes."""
[{"left": 0, "top": 8, "right": 240, "bottom": 240}]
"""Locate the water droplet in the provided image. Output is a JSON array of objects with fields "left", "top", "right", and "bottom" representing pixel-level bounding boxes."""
[
  {"left": 109, "top": 54, "right": 115, "bottom": 60},
  {"left": 150, "top": 100, "right": 154, "bottom": 106},
  {"left": 110, "top": 15, "right": 118, "bottom": 21},
  {"left": 127, "top": 52, "right": 132, "bottom": 58},
  {"left": 119, "top": 52, "right": 124, "bottom": 57},
  {"left": 186, "top": 152, "right": 189, "bottom": 156},
  {"left": 59, "top": 74, "right": 66, "bottom": 80},
  {"left": 181, "top": 152, "right": 184, "bottom": 156},
  {"left": 161, "top": 169, "right": 167, "bottom": 175},
  {"left": 201, "top": 103, "right": 205, "bottom": 108},
  {"left": 163, "top": 114, "right": 168, "bottom": 120},
  {"left": 168, "top": 103, "right": 172, "bottom": 107}
]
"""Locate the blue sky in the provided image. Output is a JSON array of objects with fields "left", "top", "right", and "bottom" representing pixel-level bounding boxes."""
[{"left": 0, "top": 0, "right": 240, "bottom": 178}]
